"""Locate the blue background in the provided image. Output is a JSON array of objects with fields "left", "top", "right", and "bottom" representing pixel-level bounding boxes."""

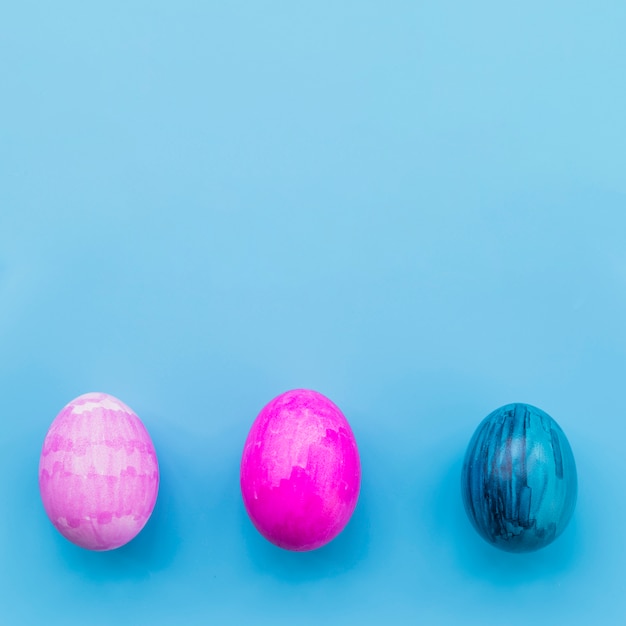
[{"left": 1, "top": 2, "right": 625, "bottom": 624}]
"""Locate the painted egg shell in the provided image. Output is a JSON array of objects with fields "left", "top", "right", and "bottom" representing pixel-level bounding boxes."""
[
  {"left": 240, "top": 389, "right": 361, "bottom": 551},
  {"left": 461, "top": 403, "right": 577, "bottom": 553},
  {"left": 39, "top": 392, "right": 159, "bottom": 551}
]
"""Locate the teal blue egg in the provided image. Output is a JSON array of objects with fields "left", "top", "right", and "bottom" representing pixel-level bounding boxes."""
[{"left": 461, "top": 403, "right": 577, "bottom": 553}]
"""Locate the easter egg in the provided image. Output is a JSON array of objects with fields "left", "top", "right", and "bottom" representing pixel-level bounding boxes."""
[
  {"left": 39, "top": 392, "right": 159, "bottom": 551},
  {"left": 240, "top": 389, "right": 361, "bottom": 551},
  {"left": 461, "top": 402, "right": 577, "bottom": 552}
]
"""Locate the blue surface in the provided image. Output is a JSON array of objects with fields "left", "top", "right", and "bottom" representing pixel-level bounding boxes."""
[
  {"left": 461, "top": 403, "right": 577, "bottom": 552},
  {"left": 1, "top": 1, "right": 626, "bottom": 624}
]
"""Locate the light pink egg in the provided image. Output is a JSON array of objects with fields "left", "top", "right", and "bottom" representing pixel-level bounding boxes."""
[
  {"left": 39, "top": 392, "right": 159, "bottom": 551},
  {"left": 240, "top": 389, "right": 361, "bottom": 551}
]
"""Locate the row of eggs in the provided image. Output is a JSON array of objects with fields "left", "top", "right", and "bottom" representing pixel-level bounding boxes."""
[{"left": 39, "top": 390, "right": 577, "bottom": 554}]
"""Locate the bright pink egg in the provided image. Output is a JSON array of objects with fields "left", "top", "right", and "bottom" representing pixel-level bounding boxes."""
[
  {"left": 39, "top": 392, "right": 159, "bottom": 551},
  {"left": 240, "top": 389, "right": 361, "bottom": 551}
]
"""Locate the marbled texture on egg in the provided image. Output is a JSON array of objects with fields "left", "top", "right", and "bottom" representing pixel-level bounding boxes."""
[
  {"left": 240, "top": 389, "right": 361, "bottom": 551},
  {"left": 39, "top": 392, "right": 159, "bottom": 551},
  {"left": 461, "top": 403, "right": 577, "bottom": 553}
]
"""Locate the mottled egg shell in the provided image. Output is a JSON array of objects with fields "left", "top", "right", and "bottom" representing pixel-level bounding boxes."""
[
  {"left": 240, "top": 389, "right": 361, "bottom": 551},
  {"left": 39, "top": 392, "right": 159, "bottom": 551},
  {"left": 461, "top": 402, "right": 577, "bottom": 553}
]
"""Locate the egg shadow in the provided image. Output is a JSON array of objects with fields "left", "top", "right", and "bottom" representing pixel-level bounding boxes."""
[
  {"left": 426, "top": 448, "right": 582, "bottom": 586},
  {"left": 58, "top": 414, "right": 181, "bottom": 581},
  {"left": 241, "top": 475, "right": 371, "bottom": 583}
]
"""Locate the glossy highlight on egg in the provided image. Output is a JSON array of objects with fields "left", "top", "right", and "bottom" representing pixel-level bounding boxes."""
[
  {"left": 461, "top": 402, "right": 577, "bottom": 553},
  {"left": 240, "top": 389, "right": 361, "bottom": 551},
  {"left": 39, "top": 392, "right": 159, "bottom": 551}
]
